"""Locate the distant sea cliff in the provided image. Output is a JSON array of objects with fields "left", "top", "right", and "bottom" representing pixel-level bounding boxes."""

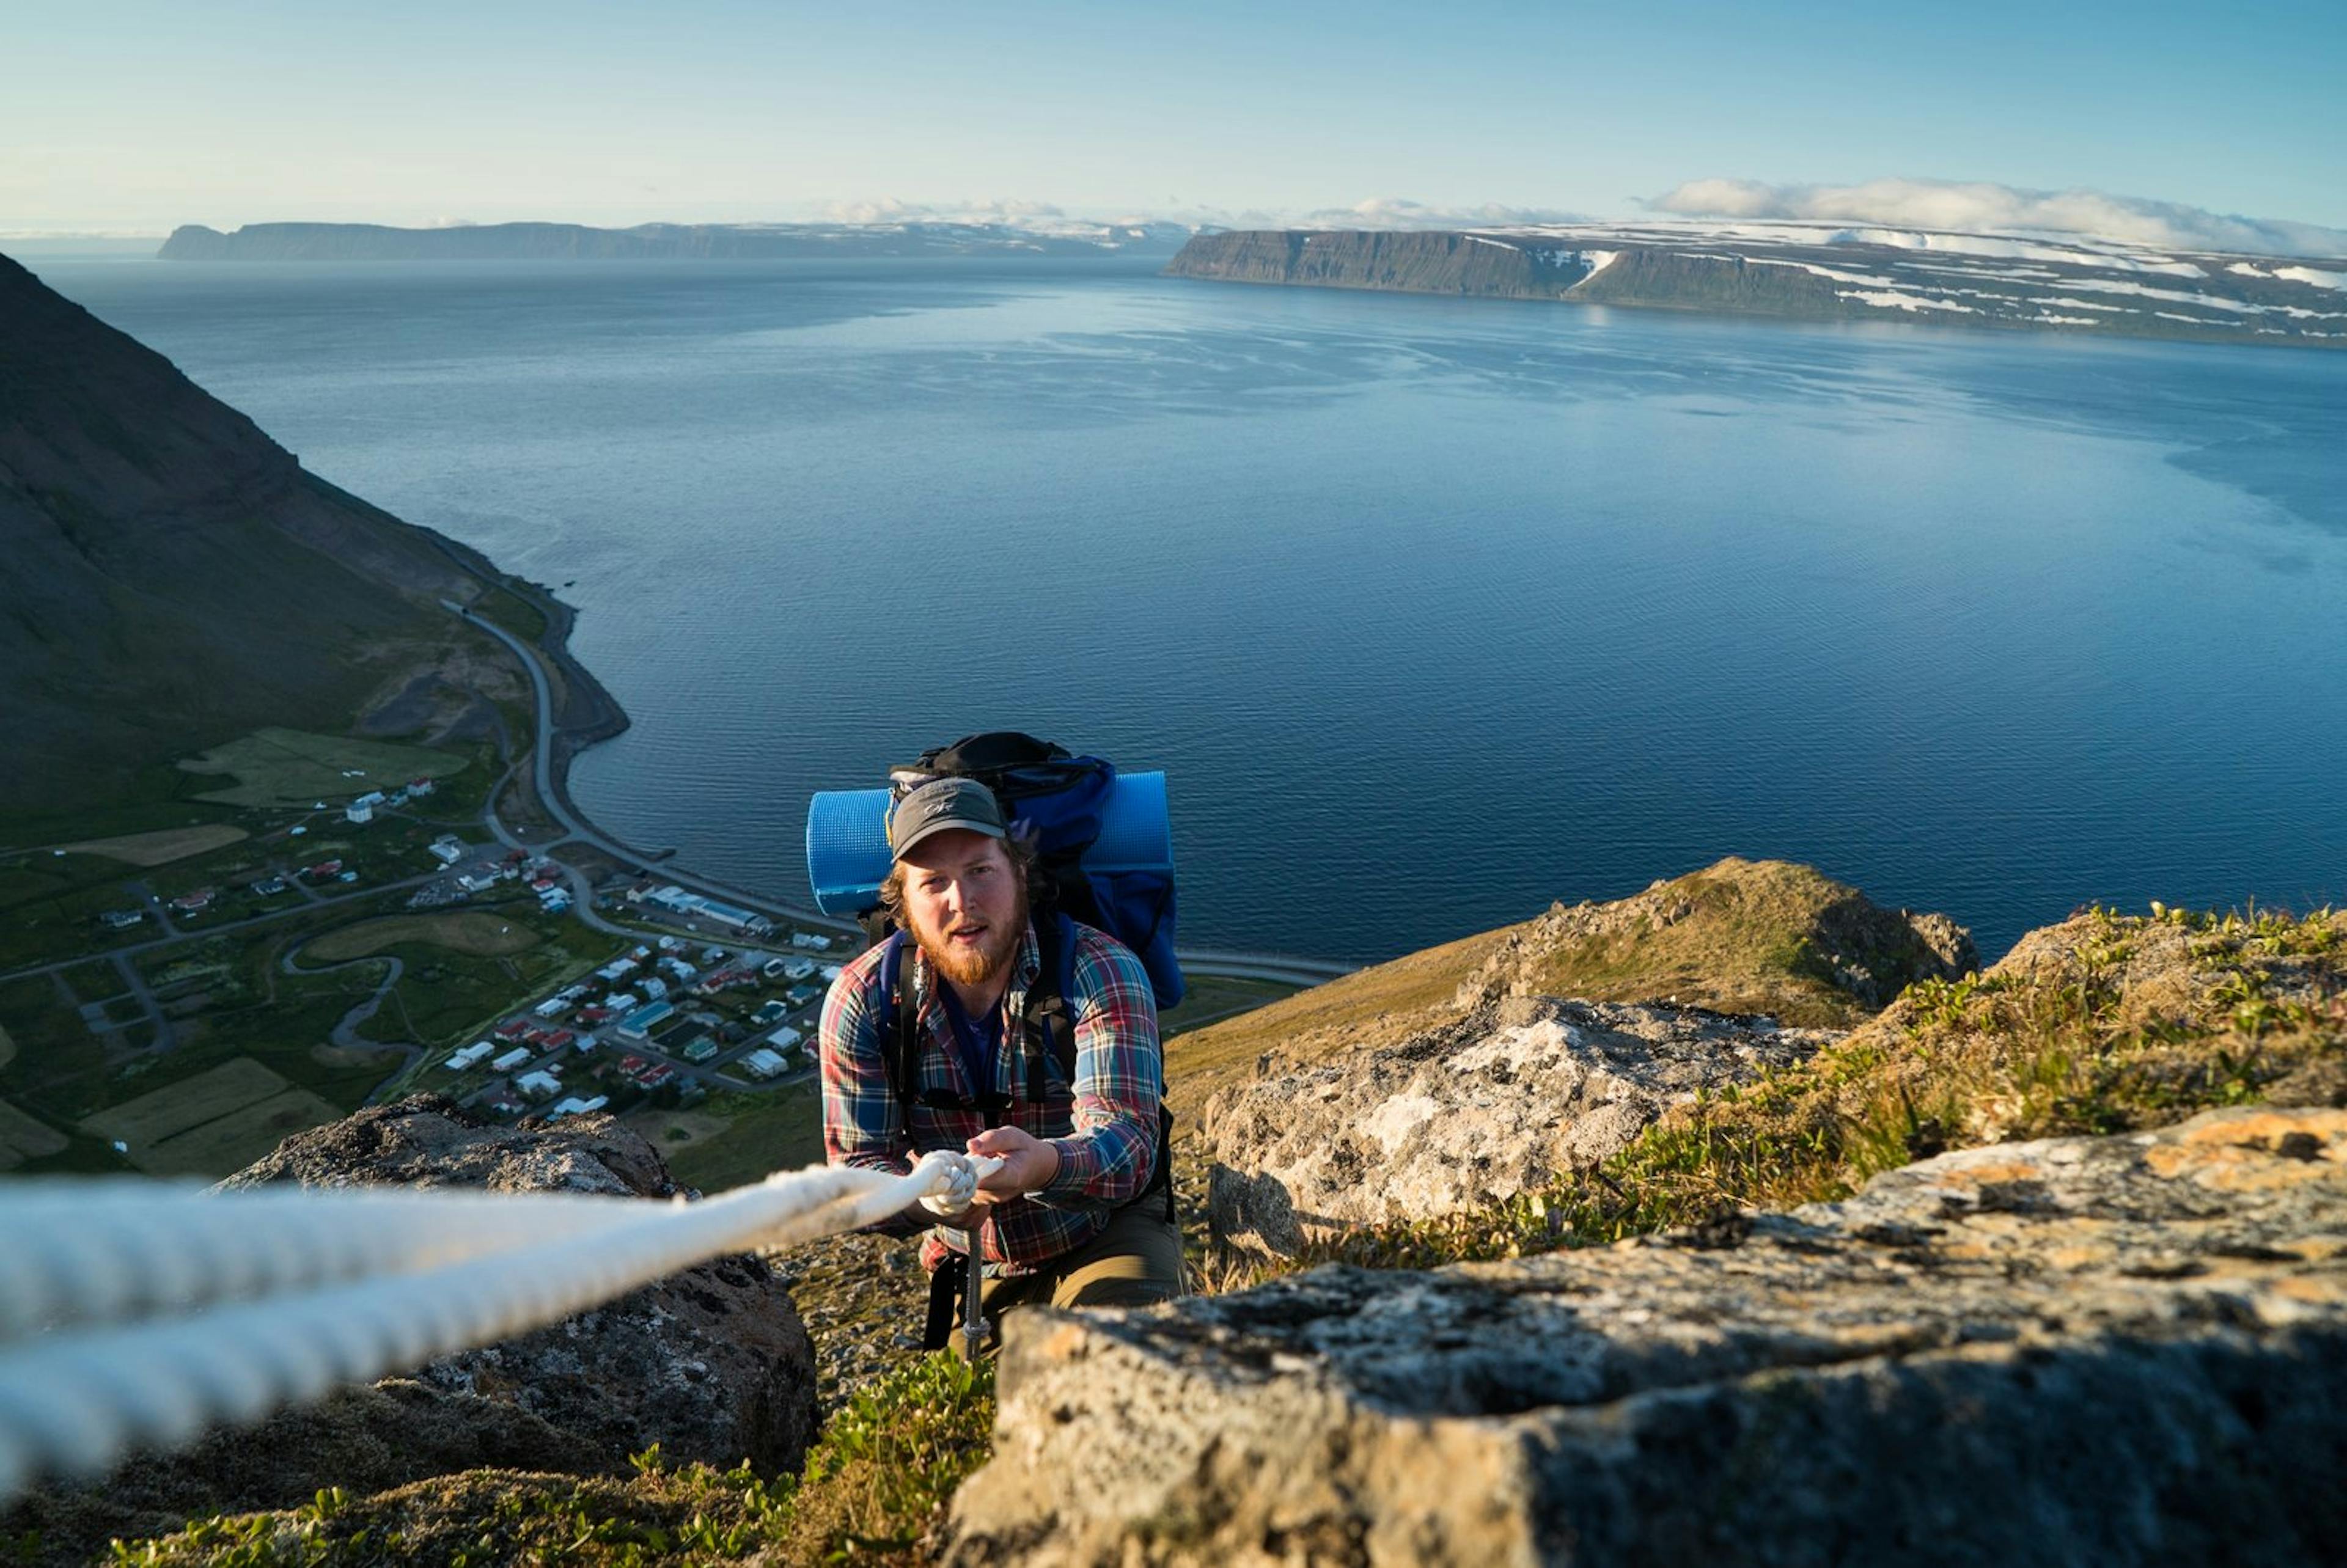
[
  {"left": 159, "top": 221, "right": 1186, "bottom": 262},
  {"left": 1165, "top": 226, "right": 2347, "bottom": 347}
]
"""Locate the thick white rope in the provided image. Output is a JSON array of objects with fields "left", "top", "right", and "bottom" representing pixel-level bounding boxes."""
[{"left": 0, "top": 1152, "right": 997, "bottom": 1504}]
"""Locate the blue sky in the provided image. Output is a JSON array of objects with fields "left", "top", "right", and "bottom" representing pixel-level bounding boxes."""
[{"left": 6, "top": 0, "right": 2342, "bottom": 236}]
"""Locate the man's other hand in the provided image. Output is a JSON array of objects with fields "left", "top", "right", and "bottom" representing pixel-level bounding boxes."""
[{"left": 966, "top": 1126, "right": 1060, "bottom": 1203}]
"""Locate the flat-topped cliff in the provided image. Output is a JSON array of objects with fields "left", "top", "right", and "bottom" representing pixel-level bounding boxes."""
[{"left": 1166, "top": 220, "right": 2347, "bottom": 346}]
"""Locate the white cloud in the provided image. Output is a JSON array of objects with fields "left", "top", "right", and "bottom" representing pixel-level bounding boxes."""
[
  {"left": 1295, "top": 196, "right": 1589, "bottom": 230},
  {"left": 1648, "top": 178, "right": 2347, "bottom": 258},
  {"left": 819, "top": 197, "right": 1076, "bottom": 229}
]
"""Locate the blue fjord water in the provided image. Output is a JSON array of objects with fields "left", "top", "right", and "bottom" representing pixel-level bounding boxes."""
[{"left": 32, "top": 254, "right": 2347, "bottom": 964}]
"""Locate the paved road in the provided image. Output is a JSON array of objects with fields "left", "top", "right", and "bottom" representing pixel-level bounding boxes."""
[
  {"left": 0, "top": 871, "right": 442, "bottom": 987},
  {"left": 450, "top": 602, "right": 1357, "bottom": 989},
  {"left": 110, "top": 950, "right": 175, "bottom": 1052}
]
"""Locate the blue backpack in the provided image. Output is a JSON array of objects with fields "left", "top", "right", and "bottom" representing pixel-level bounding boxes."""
[{"left": 880, "top": 731, "right": 1183, "bottom": 1008}]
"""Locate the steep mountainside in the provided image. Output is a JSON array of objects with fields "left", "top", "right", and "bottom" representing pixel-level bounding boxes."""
[
  {"left": 1166, "top": 220, "right": 2347, "bottom": 346},
  {"left": 159, "top": 220, "right": 1189, "bottom": 262},
  {"left": 0, "top": 251, "right": 507, "bottom": 814}
]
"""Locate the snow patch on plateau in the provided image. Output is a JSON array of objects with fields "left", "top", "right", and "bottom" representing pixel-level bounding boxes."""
[
  {"left": 1829, "top": 227, "right": 2208, "bottom": 277},
  {"left": 1737, "top": 255, "right": 1903, "bottom": 287},
  {"left": 2275, "top": 266, "right": 2347, "bottom": 291},
  {"left": 1837, "top": 288, "right": 1977, "bottom": 314},
  {"left": 2220, "top": 260, "right": 2347, "bottom": 292},
  {"left": 2062, "top": 279, "right": 2263, "bottom": 314}
]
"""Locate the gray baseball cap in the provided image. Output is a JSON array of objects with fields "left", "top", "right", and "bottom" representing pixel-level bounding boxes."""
[{"left": 887, "top": 777, "right": 1009, "bottom": 861}]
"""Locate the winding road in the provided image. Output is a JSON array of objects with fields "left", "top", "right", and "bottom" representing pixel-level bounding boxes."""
[{"left": 450, "top": 601, "right": 1356, "bottom": 989}]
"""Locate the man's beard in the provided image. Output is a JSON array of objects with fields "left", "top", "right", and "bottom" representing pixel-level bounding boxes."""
[{"left": 914, "top": 887, "right": 1027, "bottom": 988}]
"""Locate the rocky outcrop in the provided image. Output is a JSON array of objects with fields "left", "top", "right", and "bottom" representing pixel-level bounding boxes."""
[
  {"left": 222, "top": 1097, "right": 820, "bottom": 1472},
  {"left": 1452, "top": 857, "right": 1976, "bottom": 1024},
  {"left": 1203, "top": 995, "right": 1837, "bottom": 1256},
  {"left": 1199, "top": 860, "right": 1978, "bottom": 1255},
  {"left": 949, "top": 1105, "right": 2347, "bottom": 1567}
]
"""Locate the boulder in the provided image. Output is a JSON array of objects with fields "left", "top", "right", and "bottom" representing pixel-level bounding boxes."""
[
  {"left": 1203, "top": 995, "right": 1837, "bottom": 1256},
  {"left": 948, "top": 1106, "right": 2347, "bottom": 1567},
  {"left": 221, "top": 1096, "right": 819, "bottom": 1473}
]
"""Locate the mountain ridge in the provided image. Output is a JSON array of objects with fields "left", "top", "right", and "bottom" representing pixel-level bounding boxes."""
[
  {"left": 158, "top": 220, "right": 1191, "bottom": 262},
  {"left": 0, "top": 249, "right": 613, "bottom": 817},
  {"left": 1165, "top": 221, "right": 2347, "bottom": 346}
]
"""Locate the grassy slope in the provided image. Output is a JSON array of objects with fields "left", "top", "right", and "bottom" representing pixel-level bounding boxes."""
[
  {"left": 1500, "top": 855, "right": 1966, "bottom": 1027},
  {"left": 1164, "top": 856, "right": 1966, "bottom": 1121},
  {"left": 1164, "top": 925, "right": 1522, "bottom": 1122}
]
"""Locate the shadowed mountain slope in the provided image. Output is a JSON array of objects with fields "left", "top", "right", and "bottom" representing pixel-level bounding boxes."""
[{"left": 0, "top": 251, "right": 502, "bottom": 815}]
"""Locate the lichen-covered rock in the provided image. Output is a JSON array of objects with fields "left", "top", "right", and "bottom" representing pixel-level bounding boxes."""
[
  {"left": 947, "top": 1107, "right": 2347, "bottom": 1567},
  {"left": 221, "top": 1096, "right": 818, "bottom": 1472},
  {"left": 1202, "top": 995, "right": 1837, "bottom": 1256}
]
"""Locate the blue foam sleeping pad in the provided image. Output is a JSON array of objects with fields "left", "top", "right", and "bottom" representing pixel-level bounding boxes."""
[{"left": 804, "top": 771, "right": 1175, "bottom": 920}]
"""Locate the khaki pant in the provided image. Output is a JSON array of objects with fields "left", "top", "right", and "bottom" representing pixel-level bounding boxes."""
[{"left": 978, "top": 1201, "right": 1185, "bottom": 1321}]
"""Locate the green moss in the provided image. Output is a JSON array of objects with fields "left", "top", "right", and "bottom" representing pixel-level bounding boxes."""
[{"left": 101, "top": 1359, "right": 996, "bottom": 1567}]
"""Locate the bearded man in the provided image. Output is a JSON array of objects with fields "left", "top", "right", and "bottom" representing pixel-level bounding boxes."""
[{"left": 818, "top": 775, "right": 1181, "bottom": 1349}]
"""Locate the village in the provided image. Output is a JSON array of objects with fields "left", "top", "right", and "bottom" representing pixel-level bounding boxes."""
[{"left": 436, "top": 901, "right": 841, "bottom": 1124}]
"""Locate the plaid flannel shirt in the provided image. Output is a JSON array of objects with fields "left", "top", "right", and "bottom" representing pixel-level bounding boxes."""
[{"left": 819, "top": 918, "right": 1162, "bottom": 1275}]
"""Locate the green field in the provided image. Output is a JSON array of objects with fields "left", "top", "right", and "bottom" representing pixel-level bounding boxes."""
[
  {"left": 76, "top": 1055, "right": 343, "bottom": 1176},
  {"left": 0, "top": 1096, "right": 69, "bottom": 1168},
  {"left": 82, "top": 1055, "right": 293, "bottom": 1147},
  {"left": 309, "top": 910, "right": 545, "bottom": 963},
  {"left": 0, "top": 973, "right": 110, "bottom": 1127},
  {"left": 0, "top": 852, "right": 164, "bottom": 966},
  {"left": 176, "top": 728, "right": 473, "bottom": 809},
  {"left": 335, "top": 902, "right": 622, "bottom": 1051},
  {"left": 649, "top": 1087, "right": 825, "bottom": 1193},
  {"left": 56, "top": 824, "right": 252, "bottom": 866}
]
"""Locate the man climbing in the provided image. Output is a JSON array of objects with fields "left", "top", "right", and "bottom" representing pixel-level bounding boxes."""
[{"left": 818, "top": 775, "right": 1182, "bottom": 1350}]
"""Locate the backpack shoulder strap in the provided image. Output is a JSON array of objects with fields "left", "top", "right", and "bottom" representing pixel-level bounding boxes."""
[
  {"left": 874, "top": 932, "right": 921, "bottom": 1116},
  {"left": 1018, "top": 913, "right": 1079, "bottom": 1105}
]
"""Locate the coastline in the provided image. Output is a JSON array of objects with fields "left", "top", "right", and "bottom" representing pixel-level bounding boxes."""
[{"left": 418, "top": 510, "right": 1353, "bottom": 986}]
